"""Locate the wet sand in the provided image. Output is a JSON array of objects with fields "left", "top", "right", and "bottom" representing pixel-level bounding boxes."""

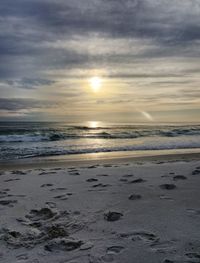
[{"left": 0, "top": 152, "right": 200, "bottom": 262}]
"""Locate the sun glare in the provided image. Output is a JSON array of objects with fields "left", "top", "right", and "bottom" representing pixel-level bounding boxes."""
[
  {"left": 88, "top": 121, "right": 99, "bottom": 128},
  {"left": 89, "top": 76, "right": 102, "bottom": 92}
]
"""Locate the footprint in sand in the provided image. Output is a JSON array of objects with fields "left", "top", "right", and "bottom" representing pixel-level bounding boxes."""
[
  {"left": 16, "top": 253, "right": 29, "bottom": 260},
  {"left": 150, "top": 240, "right": 177, "bottom": 253},
  {"left": 173, "top": 175, "right": 187, "bottom": 181},
  {"left": 119, "top": 178, "right": 128, "bottom": 182},
  {"left": 128, "top": 194, "right": 142, "bottom": 200},
  {"left": 92, "top": 183, "right": 110, "bottom": 188},
  {"left": 80, "top": 241, "right": 94, "bottom": 250},
  {"left": 54, "top": 193, "right": 73, "bottom": 200},
  {"left": 12, "top": 170, "right": 26, "bottom": 175},
  {"left": 69, "top": 172, "right": 80, "bottom": 176},
  {"left": 129, "top": 178, "right": 146, "bottom": 184},
  {"left": 44, "top": 238, "right": 83, "bottom": 252},
  {"left": 192, "top": 169, "right": 200, "bottom": 175},
  {"left": 185, "top": 252, "right": 200, "bottom": 260},
  {"left": 88, "top": 165, "right": 98, "bottom": 169},
  {"left": 159, "top": 195, "right": 173, "bottom": 201},
  {"left": 54, "top": 194, "right": 68, "bottom": 200},
  {"left": 160, "top": 184, "right": 177, "bottom": 190},
  {"left": 131, "top": 231, "right": 158, "bottom": 243},
  {"left": 107, "top": 245, "right": 125, "bottom": 254},
  {"left": 39, "top": 172, "right": 56, "bottom": 175},
  {"left": 122, "top": 174, "right": 134, "bottom": 178},
  {"left": 86, "top": 178, "right": 98, "bottom": 182},
  {"left": 0, "top": 189, "right": 10, "bottom": 199},
  {"left": 186, "top": 208, "right": 200, "bottom": 216},
  {"left": 25, "top": 207, "right": 59, "bottom": 221},
  {"left": 104, "top": 211, "right": 123, "bottom": 222},
  {"left": 120, "top": 230, "right": 159, "bottom": 243},
  {"left": 0, "top": 199, "right": 17, "bottom": 207},
  {"left": 4, "top": 178, "right": 20, "bottom": 182},
  {"left": 41, "top": 183, "right": 54, "bottom": 188}
]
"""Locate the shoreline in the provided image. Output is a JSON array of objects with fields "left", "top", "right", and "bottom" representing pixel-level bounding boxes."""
[{"left": 1, "top": 148, "right": 200, "bottom": 171}]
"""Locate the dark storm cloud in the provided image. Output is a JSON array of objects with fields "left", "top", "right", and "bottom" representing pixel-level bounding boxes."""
[{"left": 1, "top": 0, "right": 199, "bottom": 42}]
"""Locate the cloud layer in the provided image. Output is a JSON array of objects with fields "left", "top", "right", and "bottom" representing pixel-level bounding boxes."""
[{"left": 0, "top": 0, "right": 199, "bottom": 122}]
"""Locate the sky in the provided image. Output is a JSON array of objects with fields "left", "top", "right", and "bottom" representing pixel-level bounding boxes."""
[{"left": 0, "top": 0, "right": 200, "bottom": 123}]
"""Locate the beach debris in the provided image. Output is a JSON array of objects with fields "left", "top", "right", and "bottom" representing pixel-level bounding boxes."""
[
  {"left": 104, "top": 211, "right": 123, "bottom": 222},
  {"left": 44, "top": 238, "right": 83, "bottom": 251},
  {"left": 173, "top": 175, "right": 187, "bottom": 181},
  {"left": 128, "top": 194, "right": 142, "bottom": 200},
  {"left": 160, "top": 184, "right": 177, "bottom": 190}
]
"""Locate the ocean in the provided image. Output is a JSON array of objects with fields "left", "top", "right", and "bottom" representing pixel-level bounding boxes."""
[{"left": 0, "top": 122, "right": 200, "bottom": 161}]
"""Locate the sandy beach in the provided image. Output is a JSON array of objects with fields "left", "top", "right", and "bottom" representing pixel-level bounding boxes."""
[{"left": 0, "top": 152, "right": 200, "bottom": 263}]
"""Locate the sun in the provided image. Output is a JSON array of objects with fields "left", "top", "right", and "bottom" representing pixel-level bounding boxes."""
[{"left": 89, "top": 76, "right": 102, "bottom": 92}]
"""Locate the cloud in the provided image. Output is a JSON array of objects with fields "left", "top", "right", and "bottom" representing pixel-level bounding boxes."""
[
  {"left": 3, "top": 78, "right": 55, "bottom": 89},
  {"left": 0, "top": 98, "right": 57, "bottom": 111},
  {"left": 0, "top": 0, "right": 199, "bottom": 121}
]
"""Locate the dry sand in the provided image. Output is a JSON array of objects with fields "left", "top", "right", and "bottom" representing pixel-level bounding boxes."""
[{"left": 0, "top": 153, "right": 200, "bottom": 263}]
